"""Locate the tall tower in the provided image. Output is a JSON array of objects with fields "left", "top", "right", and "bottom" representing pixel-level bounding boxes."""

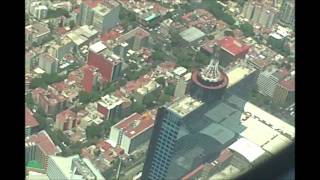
[
  {"left": 189, "top": 50, "right": 228, "bottom": 103},
  {"left": 278, "top": 0, "right": 295, "bottom": 27}
]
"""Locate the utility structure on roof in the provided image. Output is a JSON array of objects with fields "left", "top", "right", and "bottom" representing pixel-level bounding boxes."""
[{"left": 190, "top": 49, "right": 229, "bottom": 103}]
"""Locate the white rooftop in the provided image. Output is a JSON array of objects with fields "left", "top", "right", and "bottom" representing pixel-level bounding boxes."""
[
  {"left": 173, "top": 66, "right": 187, "bottom": 76},
  {"left": 89, "top": 41, "right": 107, "bottom": 53},
  {"left": 228, "top": 138, "right": 265, "bottom": 163},
  {"left": 168, "top": 96, "right": 204, "bottom": 117},
  {"left": 99, "top": 94, "right": 123, "bottom": 109},
  {"left": 179, "top": 27, "right": 205, "bottom": 43},
  {"left": 227, "top": 66, "right": 255, "bottom": 88}
]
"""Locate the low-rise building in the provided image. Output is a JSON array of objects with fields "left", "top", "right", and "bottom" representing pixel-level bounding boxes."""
[
  {"left": 179, "top": 27, "right": 205, "bottom": 45},
  {"left": 272, "top": 76, "right": 295, "bottom": 106},
  {"left": 38, "top": 53, "right": 58, "bottom": 74},
  {"left": 48, "top": 37, "right": 74, "bottom": 60},
  {"left": 109, "top": 112, "right": 154, "bottom": 154},
  {"left": 66, "top": 25, "right": 98, "bottom": 47},
  {"left": 25, "top": 22, "right": 50, "bottom": 46},
  {"left": 133, "top": 80, "right": 160, "bottom": 104}
]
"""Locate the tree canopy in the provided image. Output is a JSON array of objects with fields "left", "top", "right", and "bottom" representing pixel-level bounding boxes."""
[{"left": 240, "top": 23, "right": 254, "bottom": 37}]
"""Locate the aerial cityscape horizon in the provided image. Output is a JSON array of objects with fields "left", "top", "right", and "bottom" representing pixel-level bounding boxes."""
[{"left": 25, "top": 0, "right": 295, "bottom": 179}]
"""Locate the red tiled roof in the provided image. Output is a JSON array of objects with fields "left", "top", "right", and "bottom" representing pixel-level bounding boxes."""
[
  {"left": 51, "top": 81, "right": 68, "bottom": 92},
  {"left": 57, "top": 27, "right": 68, "bottom": 35},
  {"left": 25, "top": 107, "right": 39, "bottom": 128},
  {"left": 74, "top": 8, "right": 80, "bottom": 14},
  {"left": 280, "top": 78, "right": 295, "bottom": 91},
  {"left": 82, "top": 0, "right": 102, "bottom": 8},
  {"left": 100, "top": 31, "right": 120, "bottom": 42},
  {"left": 216, "top": 36, "right": 250, "bottom": 56},
  {"left": 26, "top": 130, "right": 61, "bottom": 156},
  {"left": 115, "top": 113, "right": 154, "bottom": 139},
  {"left": 96, "top": 141, "right": 112, "bottom": 151},
  {"left": 217, "top": 148, "right": 233, "bottom": 163},
  {"left": 56, "top": 109, "right": 77, "bottom": 124}
]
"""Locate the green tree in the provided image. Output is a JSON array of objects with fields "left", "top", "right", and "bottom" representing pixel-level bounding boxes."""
[
  {"left": 221, "top": 14, "right": 236, "bottom": 25},
  {"left": 196, "top": 52, "right": 211, "bottom": 65},
  {"left": 119, "top": 79, "right": 127, "bottom": 87},
  {"left": 78, "top": 91, "right": 91, "bottom": 104},
  {"left": 86, "top": 124, "right": 103, "bottom": 139},
  {"left": 131, "top": 102, "right": 145, "bottom": 114},
  {"left": 164, "top": 84, "right": 175, "bottom": 96},
  {"left": 224, "top": 30, "right": 235, "bottom": 37},
  {"left": 143, "top": 94, "right": 157, "bottom": 107},
  {"left": 152, "top": 50, "right": 166, "bottom": 62},
  {"left": 30, "top": 78, "right": 47, "bottom": 89},
  {"left": 240, "top": 23, "right": 254, "bottom": 37},
  {"left": 158, "top": 93, "right": 171, "bottom": 105},
  {"left": 155, "top": 77, "right": 166, "bottom": 86}
]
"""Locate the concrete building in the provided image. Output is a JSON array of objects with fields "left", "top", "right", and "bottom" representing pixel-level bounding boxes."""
[
  {"left": 258, "top": 7, "right": 277, "bottom": 28},
  {"left": 109, "top": 112, "right": 154, "bottom": 154},
  {"left": 26, "top": 50, "right": 37, "bottom": 73},
  {"left": 251, "top": 3, "right": 263, "bottom": 24},
  {"left": 79, "top": 0, "right": 100, "bottom": 26},
  {"left": 92, "top": 0, "right": 120, "bottom": 33},
  {"left": 38, "top": 53, "right": 58, "bottom": 74},
  {"left": 32, "top": 88, "right": 67, "bottom": 115},
  {"left": 257, "top": 66, "right": 289, "bottom": 98},
  {"left": 48, "top": 37, "right": 74, "bottom": 60},
  {"left": 272, "top": 76, "right": 295, "bottom": 105},
  {"left": 97, "top": 94, "right": 123, "bottom": 121},
  {"left": 82, "top": 65, "right": 102, "bottom": 93},
  {"left": 25, "top": 130, "right": 62, "bottom": 170},
  {"left": 179, "top": 27, "right": 205, "bottom": 45},
  {"left": 117, "top": 27, "right": 151, "bottom": 51},
  {"left": 47, "top": 155, "right": 105, "bottom": 180},
  {"left": 25, "top": 22, "right": 50, "bottom": 46},
  {"left": 174, "top": 72, "right": 192, "bottom": 99},
  {"left": 66, "top": 25, "right": 98, "bottom": 47},
  {"left": 25, "top": 107, "right": 40, "bottom": 137},
  {"left": 55, "top": 109, "right": 78, "bottom": 131},
  {"left": 242, "top": 1, "right": 255, "bottom": 20},
  {"left": 278, "top": 0, "right": 295, "bottom": 27},
  {"left": 133, "top": 80, "right": 161, "bottom": 104},
  {"left": 29, "top": 1, "right": 48, "bottom": 19}
]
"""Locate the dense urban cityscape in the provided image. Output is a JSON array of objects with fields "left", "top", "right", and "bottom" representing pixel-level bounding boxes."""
[{"left": 25, "top": 0, "right": 295, "bottom": 179}]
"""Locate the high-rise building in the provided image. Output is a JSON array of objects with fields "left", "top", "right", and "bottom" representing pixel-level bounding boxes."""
[
  {"left": 79, "top": 0, "right": 101, "bottom": 26},
  {"left": 258, "top": 7, "right": 277, "bottom": 28},
  {"left": 109, "top": 112, "right": 154, "bottom": 154},
  {"left": 242, "top": 1, "right": 255, "bottom": 20},
  {"left": 174, "top": 72, "right": 192, "bottom": 99},
  {"left": 82, "top": 65, "right": 102, "bottom": 93},
  {"left": 25, "top": 107, "right": 39, "bottom": 137},
  {"left": 257, "top": 66, "right": 289, "bottom": 98},
  {"left": 117, "top": 27, "right": 151, "bottom": 51},
  {"left": 87, "top": 41, "right": 122, "bottom": 83},
  {"left": 278, "top": 0, "right": 295, "bottom": 27},
  {"left": 38, "top": 53, "right": 58, "bottom": 74},
  {"left": 142, "top": 96, "right": 205, "bottom": 180},
  {"left": 92, "top": 1, "right": 120, "bottom": 33},
  {"left": 189, "top": 57, "right": 229, "bottom": 103},
  {"left": 55, "top": 109, "right": 78, "bottom": 131},
  {"left": 47, "top": 155, "right": 105, "bottom": 180},
  {"left": 25, "top": 130, "right": 62, "bottom": 170},
  {"left": 97, "top": 94, "right": 123, "bottom": 121},
  {"left": 251, "top": 3, "right": 263, "bottom": 23}
]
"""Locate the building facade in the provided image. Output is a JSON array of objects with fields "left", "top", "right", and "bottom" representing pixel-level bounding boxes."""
[
  {"left": 278, "top": 0, "right": 295, "bottom": 27},
  {"left": 38, "top": 53, "right": 58, "bottom": 74}
]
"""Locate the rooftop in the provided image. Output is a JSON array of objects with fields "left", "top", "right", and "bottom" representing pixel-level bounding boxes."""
[
  {"left": 56, "top": 109, "right": 77, "bottom": 124},
  {"left": 66, "top": 25, "right": 98, "bottom": 45},
  {"left": 82, "top": 0, "right": 102, "bottom": 8},
  {"left": 279, "top": 77, "right": 295, "bottom": 91},
  {"left": 216, "top": 36, "right": 250, "bottom": 56},
  {"left": 227, "top": 66, "right": 255, "bottom": 88},
  {"left": 89, "top": 41, "right": 107, "bottom": 53},
  {"left": 114, "top": 112, "right": 154, "bottom": 139},
  {"left": 118, "top": 27, "right": 150, "bottom": 43},
  {"left": 25, "top": 107, "right": 39, "bottom": 129},
  {"left": 26, "top": 22, "right": 50, "bottom": 38},
  {"left": 25, "top": 130, "right": 62, "bottom": 156},
  {"left": 179, "top": 27, "right": 205, "bottom": 43},
  {"left": 98, "top": 94, "right": 123, "bottom": 109},
  {"left": 228, "top": 138, "right": 265, "bottom": 163},
  {"left": 136, "top": 80, "right": 160, "bottom": 95},
  {"left": 168, "top": 96, "right": 204, "bottom": 117}
]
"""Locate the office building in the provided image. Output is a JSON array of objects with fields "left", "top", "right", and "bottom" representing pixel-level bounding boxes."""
[
  {"left": 117, "top": 27, "right": 150, "bottom": 51},
  {"left": 92, "top": 0, "right": 120, "bottom": 33},
  {"left": 97, "top": 94, "right": 123, "bottom": 121},
  {"left": 48, "top": 37, "right": 74, "bottom": 60},
  {"left": 174, "top": 72, "right": 192, "bottom": 99},
  {"left": 242, "top": 1, "right": 255, "bottom": 20},
  {"left": 26, "top": 51, "right": 36, "bottom": 73},
  {"left": 66, "top": 25, "right": 98, "bottom": 47},
  {"left": 25, "top": 107, "right": 40, "bottom": 137},
  {"left": 258, "top": 7, "right": 277, "bottom": 28},
  {"left": 47, "top": 155, "right": 105, "bottom": 180},
  {"left": 82, "top": 65, "right": 102, "bottom": 93},
  {"left": 25, "top": 130, "right": 62, "bottom": 170},
  {"left": 25, "top": 22, "right": 50, "bottom": 46},
  {"left": 278, "top": 0, "right": 295, "bottom": 27},
  {"left": 179, "top": 27, "right": 205, "bottom": 45},
  {"left": 88, "top": 41, "right": 122, "bottom": 83},
  {"left": 38, "top": 53, "right": 58, "bottom": 74},
  {"left": 109, "top": 112, "right": 154, "bottom": 154},
  {"left": 257, "top": 66, "right": 289, "bottom": 97},
  {"left": 79, "top": 0, "right": 101, "bottom": 26},
  {"left": 251, "top": 2, "right": 263, "bottom": 23},
  {"left": 55, "top": 109, "right": 78, "bottom": 131}
]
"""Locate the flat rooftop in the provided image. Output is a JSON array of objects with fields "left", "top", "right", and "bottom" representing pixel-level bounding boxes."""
[
  {"left": 66, "top": 25, "right": 98, "bottom": 46},
  {"left": 168, "top": 96, "right": 204, "bottom": 117},
  {"left": 98, "top": 94, "right": 123, "bottom": 109},
  {"left": 179, "top": 27, "right": 205, "bottom": 43},
  {"left": 114, "top": 112, "right": 154, "bottom": 139},
  {"left": 26, "top": 22, "right": 50, "bottom": 38},
  {"left": 216, "top": 36, "right": 250, "bottom": 56},
  {"left": 227, "top": 66, "right": 255, "bottom": 88},
  {"left": 89, "top": 41, "right": 107, "bottom": 53}
]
